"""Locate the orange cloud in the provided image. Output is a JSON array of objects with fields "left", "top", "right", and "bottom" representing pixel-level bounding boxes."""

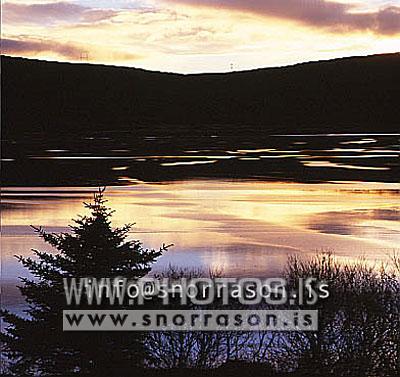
[{"left": 1, "top": 1, "right": 399, "bottom": 72}]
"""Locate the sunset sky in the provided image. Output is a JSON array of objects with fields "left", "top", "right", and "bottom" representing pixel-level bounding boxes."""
[{"left": 2, "top": 0, "right": 400, "bottom": 73}]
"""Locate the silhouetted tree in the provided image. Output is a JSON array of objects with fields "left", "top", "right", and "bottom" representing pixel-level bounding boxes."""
[
  {"left": 283, "top": 253, "right": 400, "bottom": 377},
  {"left": 1, "top": 188, "right": 168, "bottom": 375}
]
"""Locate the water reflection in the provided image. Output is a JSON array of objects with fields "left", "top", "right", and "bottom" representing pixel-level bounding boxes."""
[
  {"left": 2, "top": 130, "right": 399, "bottom": 313},
  {"left": 301, "top": 161, "right": 390, "bottom": 170},
  {"left": 2, "top": 181, "right": 398, "bottom": 281},
  {"left": 2, "top": 133, "right": 399, "bottom": 185}
]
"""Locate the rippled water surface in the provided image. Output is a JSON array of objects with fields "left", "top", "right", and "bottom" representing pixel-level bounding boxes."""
[
  {"left": 2, "top": 132, "right": 399, "bottom": 185},
  {"left": 1, "top": 133, "right": 399, "bottom": 312}
]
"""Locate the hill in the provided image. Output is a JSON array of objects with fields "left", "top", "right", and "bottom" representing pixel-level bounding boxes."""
[{"left": 1, "top": 53, "right": 399, "bottom": 137}]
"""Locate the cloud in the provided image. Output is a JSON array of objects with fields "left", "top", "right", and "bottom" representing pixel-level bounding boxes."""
[
  {"left": 376, "top": 6, "right": 400, "bottom": 34},
  {"left": 170, "top": 0, "right": 400, "bottom": 35},
  {"left": 2, "top": 1, "right": 399, "bottom": 72},
  {"left": 2, "top": 1, "right": 117, "bottom": 25},
  {"left": 1, "top": 37, "right": 82, "bottom": 59},
  {"left": 1, "top": 37, "right": 142, "bottom": 62}
]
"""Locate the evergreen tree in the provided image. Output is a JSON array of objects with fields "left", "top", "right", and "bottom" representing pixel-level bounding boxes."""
[{"left": 1, "top": 188, "right": 168, "bottom": 375}]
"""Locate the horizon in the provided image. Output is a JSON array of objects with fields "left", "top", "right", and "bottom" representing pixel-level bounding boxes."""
[
  {"left": 3, "top": 51, "right": 399, "bottom": 75},
  {"left": 2, "top": 0, "right": 400, "bottom": 74}
]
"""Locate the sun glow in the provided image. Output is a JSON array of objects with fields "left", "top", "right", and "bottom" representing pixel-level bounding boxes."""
[{"left": 2, "top": 0, "right": 399, "bottom": 72}]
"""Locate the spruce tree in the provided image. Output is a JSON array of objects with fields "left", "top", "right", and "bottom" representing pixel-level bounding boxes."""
[{"left": 1, "top": 188, "right": 167, "bottom": 375}]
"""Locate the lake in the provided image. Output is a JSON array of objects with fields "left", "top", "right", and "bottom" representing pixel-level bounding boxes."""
[{"left": 1, "top": 133, "right": 399, "bottom": 313}]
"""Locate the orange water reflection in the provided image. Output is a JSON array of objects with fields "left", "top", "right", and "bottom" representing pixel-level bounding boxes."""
[{"left": 2, "top": 181, "right": 399, "bottom": 281}]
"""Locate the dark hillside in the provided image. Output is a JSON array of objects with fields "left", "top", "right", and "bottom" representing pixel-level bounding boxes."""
[{"left": 2, "top": 53, "right": 399, "bottom": 137}]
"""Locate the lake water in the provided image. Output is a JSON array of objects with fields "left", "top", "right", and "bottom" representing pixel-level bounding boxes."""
[{"left": 1, "top": 133, "right": 399, "bottom": 313}]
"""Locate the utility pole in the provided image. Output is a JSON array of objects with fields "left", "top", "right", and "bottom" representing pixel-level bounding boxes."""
[{"left": 80, "top": 51, "right": 89, "bottom": 61}]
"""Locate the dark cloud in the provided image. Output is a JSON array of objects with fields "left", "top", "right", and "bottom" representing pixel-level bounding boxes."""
[
  {"left": 1, "top": 37, "right": 142, "bottom": 61},
  {"left": 172, "top": 0, "right": 400, "bottom": 34},
  {"left": 376, "top": 6, "right": 400, "bottom": 34},
  {"left": 1, "top": 38, "right": 82, "bottom": 59},
  {"left": 81, "top": 9, "right": 118, "bottom": 23},
  {"left": 3, "top": 1, "right": 117, "bottom": 25}
]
